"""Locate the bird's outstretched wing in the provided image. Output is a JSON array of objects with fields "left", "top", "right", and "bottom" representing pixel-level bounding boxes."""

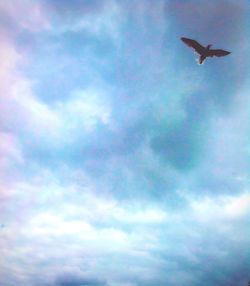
[
  {"left": 209, "top": 49, "right": 231, "bottom": 57},
  {"left": 181, "top": 37, "right": 205, "bottom": 55}
]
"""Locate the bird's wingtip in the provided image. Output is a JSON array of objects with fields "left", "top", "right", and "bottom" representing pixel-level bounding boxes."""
[{"left": 181, "top": 37, "right": 190, "bottom": 43}]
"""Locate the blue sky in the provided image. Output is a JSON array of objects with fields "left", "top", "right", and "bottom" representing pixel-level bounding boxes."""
[{"left": 0, "top": 1, "right": 250, "bottom": 285}]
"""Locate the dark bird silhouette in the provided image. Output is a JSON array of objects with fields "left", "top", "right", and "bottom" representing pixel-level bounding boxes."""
[{"left": 181, "top": 37, "right": 231, "bottom": 64}]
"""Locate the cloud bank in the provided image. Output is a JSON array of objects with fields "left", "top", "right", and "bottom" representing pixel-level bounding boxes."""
[{"left": 0, "top": 1, "right": 249, "bottom": 286}]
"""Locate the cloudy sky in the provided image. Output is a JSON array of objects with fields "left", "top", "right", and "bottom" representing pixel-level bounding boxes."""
[{"left": 0, "top": 1, "right": 250, "bottom": 285}]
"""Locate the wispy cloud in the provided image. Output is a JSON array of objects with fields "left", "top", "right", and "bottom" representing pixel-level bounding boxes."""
[{"left": 0, "top": 1, "right": 249, "bottom": 286}]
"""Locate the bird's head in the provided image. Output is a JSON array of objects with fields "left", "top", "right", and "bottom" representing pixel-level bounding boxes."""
[{"left": 207, "top": 44, "right": 212, "bottom": 50}]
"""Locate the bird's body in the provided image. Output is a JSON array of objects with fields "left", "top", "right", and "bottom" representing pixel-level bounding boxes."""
[{"left": 181, "top": 37, "right": 231, "bottom": 64}]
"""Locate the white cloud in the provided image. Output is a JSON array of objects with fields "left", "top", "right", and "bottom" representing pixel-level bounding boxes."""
[
  {"left": 48, "top": 0, "right": 122, "bottom": 43},
  {"left": 224, "top": 193, "right": 250, "bottom": 218},
  {"left": 0, "top": 1, "right": 249, "bottom": 285},
  {"left": 190, "top": 192, "right": 250, "bottom": 222},
  {"left": 0, "top": 1, "right": 50, "bottom": 32},
  {"left": 0, "top": 29, "right": 112, "bottom": 149},
  {"left": 0, "top": 132, "right": 24, "bottom": 168},
  {"left": 0, "top": 30, "right": 62, "bottom": 145},
  {"left": 56, "top": 88, "right": 112, "bottom": 133},
  {"left": 1, "top": 168, "right": 250, "bottom": 286},
  {"left": 10, "top": 79, "right": 62, "bottom": 139}
]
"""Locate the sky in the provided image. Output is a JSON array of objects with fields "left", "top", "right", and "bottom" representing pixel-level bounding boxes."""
[{"left": 0, "top": 1, "right": 250, "bottom": 285}]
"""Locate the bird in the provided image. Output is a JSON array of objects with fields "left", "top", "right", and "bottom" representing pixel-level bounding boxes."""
[{"left": 181, "top": 37, "right": 231, "bottom": 64}]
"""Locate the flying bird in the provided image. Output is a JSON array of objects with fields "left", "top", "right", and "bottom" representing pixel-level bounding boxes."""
[{"left": 181, "top": 37, "right": 231, "bottom": 64}]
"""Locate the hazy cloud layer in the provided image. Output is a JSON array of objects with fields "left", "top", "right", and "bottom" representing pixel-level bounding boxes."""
[{"left": 0, "top": 1, "right": 249, "bottom": 286}]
